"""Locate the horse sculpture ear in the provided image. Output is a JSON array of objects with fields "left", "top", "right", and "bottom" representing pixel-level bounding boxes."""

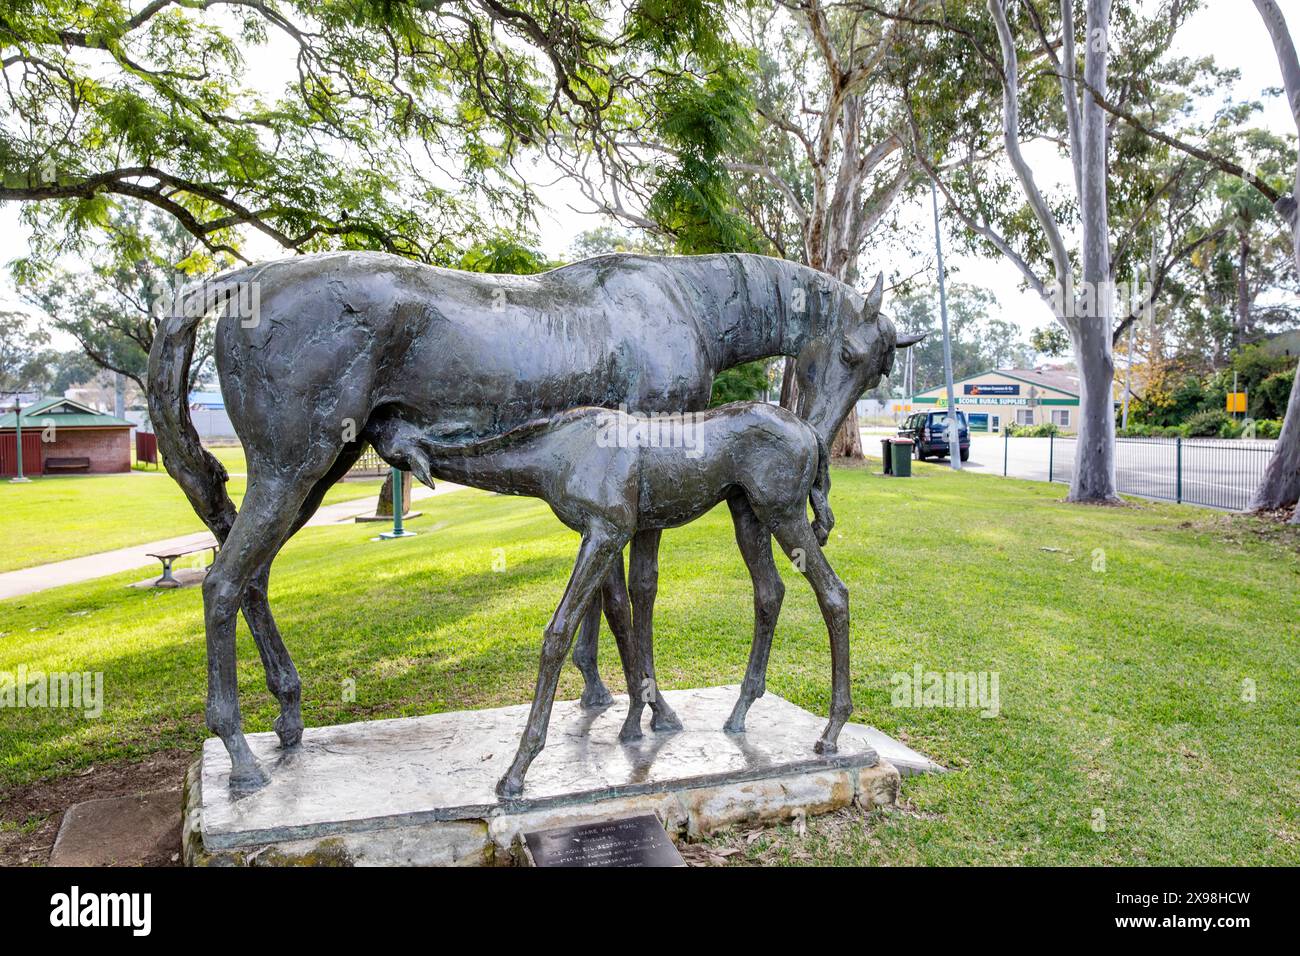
[
  {"left": 896, "top": 332, "right": 926, "bottom": 348},
  {"left": 863, "top": 272, "right": 884, "bottom": 318}
]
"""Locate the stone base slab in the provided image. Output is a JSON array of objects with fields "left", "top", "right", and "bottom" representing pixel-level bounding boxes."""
[{"left": 185, "top": 686, "right": 936, "bottom": 866}]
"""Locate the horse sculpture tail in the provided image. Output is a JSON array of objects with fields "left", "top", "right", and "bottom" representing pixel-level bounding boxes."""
[
  {"left": 810, "top": 434, "right": 835, "bottom": 546},
  {"left": 146, "top": 280, "right": 243, "bottom": 543}
]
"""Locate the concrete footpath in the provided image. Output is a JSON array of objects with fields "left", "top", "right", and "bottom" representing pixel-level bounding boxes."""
[{"left": 0, "top": 483, "right": 465, "bottom": 602}]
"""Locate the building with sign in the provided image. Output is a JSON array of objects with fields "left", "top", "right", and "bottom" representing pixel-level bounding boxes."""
[{"left": 909, "top": 368, "right": 1081, "bottom": 433}]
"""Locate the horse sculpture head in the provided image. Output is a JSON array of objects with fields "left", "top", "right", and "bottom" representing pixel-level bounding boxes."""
[{"left": 794, "top": 272, "right": 924, "bottom": 440}]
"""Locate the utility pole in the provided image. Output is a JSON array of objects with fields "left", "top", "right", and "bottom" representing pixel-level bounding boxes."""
[
  {"left": 931, "top": 178, "right": 961, "bottom": 470},
  {"left": 1121, "top": 321, "right": 1134, "bottom": 431}
]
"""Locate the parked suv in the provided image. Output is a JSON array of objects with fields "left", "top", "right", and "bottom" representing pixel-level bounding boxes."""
[{"left": 899, "top": 410, "right": 970, "bottom": 462}]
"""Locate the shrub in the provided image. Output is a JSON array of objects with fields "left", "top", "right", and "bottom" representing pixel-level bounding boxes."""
[
  {"left": 1005, "top": 422, "right": 1061, "bottom": 438},
  {"left": 1117, "top": 423, "right": 1184, "bottom": 438},
  {"left": 1256, "top": 369, "right": 1295, "bottom": 421},
  {"left": 1182, "top": 408, "right": 1231, "bottom": 438},
  {"left": 1248, "top": 418, "right": 1282, "bottom": 439}
]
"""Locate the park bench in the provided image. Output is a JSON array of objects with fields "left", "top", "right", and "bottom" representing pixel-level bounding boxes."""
[
  {"left": 44, "top": 457, "right": 91, "bottom": 473},
  {"left": 147, "top": 536, "right": 220, "bottom": 588}
]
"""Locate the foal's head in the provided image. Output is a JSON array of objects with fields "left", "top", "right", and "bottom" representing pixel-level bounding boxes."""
[{"left": 795, "top": 273, "right": 923, "bottom": 440}]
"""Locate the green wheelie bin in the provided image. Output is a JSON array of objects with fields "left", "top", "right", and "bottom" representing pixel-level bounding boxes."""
[{"left": 890, "top": 437, "right": 913, "bottom": 477}]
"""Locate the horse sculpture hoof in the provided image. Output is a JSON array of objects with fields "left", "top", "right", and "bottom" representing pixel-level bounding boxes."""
[
  {"left": 618, "top": 719, "right": 644, "bottom": 743},
  {"left": 650, "top": 709, "right": 683, "bottom": 733},
  {"left": 723, "top": 716, "right": 746, "bottom": 734},
  {"left": 813, "top": 738, "right": 838, "bottom": 756},
  {"left": 228, "top": 761, "right": 270, "bottom": 791},
  {"left": 496, "top": 775, "right": 524, "bottom": 799},
  {"left": 274, "top": 715, "right": 304, "bottom": 749},
  {"left": 580, "top": 683, "right": 614, "bottom": 710}
]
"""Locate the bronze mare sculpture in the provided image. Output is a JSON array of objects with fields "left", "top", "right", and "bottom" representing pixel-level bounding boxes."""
[
  {"left": 408, "top": 402, "right": 846, "bottom": 796},
  {"left": 147, "top": 251, "right": 918, "bottom": 788}
]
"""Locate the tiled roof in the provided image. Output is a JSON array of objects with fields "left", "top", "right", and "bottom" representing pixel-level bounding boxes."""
[{"left": 0, "top": 396, "right": 134, "bottom": 429}]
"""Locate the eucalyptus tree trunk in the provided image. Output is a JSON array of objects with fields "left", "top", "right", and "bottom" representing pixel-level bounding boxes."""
[
  {"left": 1249, "top": 0, "right": 1300, "bottom": 519},
  {"left": 1071, "top": 0, "right": 1119, "bottom": 502},
  {"left": 983, "top": 0, "right": 1117, "bottom": 501}
]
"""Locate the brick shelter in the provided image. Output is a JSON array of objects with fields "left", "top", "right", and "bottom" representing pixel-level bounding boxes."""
[{"left": 0, "top": 397, "right": 133, "bottom": 476}]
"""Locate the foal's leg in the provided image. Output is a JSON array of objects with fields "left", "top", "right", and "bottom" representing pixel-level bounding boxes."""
[
  {"left": 723, "top": 493, "right": 786, "bottom": 734},
  {"left": 498, "top": 527, "right": 628, "bottom": 798},
  {"left": 572, "top": 567, "right": 614, "bottom": 709},
  {"left": 597, "top": 558, "right": 649, "bottom": 742},
  {"left": 203, "top": 474, "right": 319, "bottom": 789},
  {"left": 628, "top": 529, "right": 682, "bottom": 733},
  {"left": 769, "top": 513, "right": 852, "bottom": 754}
]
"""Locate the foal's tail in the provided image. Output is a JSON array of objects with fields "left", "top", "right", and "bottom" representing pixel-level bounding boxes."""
[
  {"left": 146, "top": 279, "right": 245, "bottom": 543},
  {"left": 810, "top": 435, "right": 835, "bottom": 546}
]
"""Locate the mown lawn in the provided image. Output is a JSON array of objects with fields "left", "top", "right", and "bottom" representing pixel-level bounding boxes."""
[
  {"left": 0, "top": 463, "right": 1296, "bottom": 865},
  {"left": 0, "top": 459, "right": 384, "bottom": 573}
]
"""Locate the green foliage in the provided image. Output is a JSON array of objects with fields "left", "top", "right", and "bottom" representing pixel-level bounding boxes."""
[
  {"left": 646, "top": 59, "right": 763, "bottom": 255},
  {"left": 1255, "top": 370, "right": 1295, "bottom": 421},
  {"left": 1117, "top": 423, "right": 1185, "bottom": 439},
  {"left": 1030, "top": 325, "right": 1071, "bottom": 358},
  {"left": 1182, "top": 408, "right": 1231, "bottom": 438},
  {"left": 1005, "top": 422, "right": 1061, "bottom": 438},
  {"left": 709, "top": 360, "right": 772, "bottom": 406},
  {"left": 1250, "top": 418, "right": 1283, "bottom": 439},
  {"left": 2, "top": 1, "right": 735, "bottom": 273},
  {"left": 457, "top": 235, "right": 553, "bottom": 275}
]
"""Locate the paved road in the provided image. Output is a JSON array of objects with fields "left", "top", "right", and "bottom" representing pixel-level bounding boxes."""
[
  {"left": 0, "top": 482, "right": 466, "bottom": 601},
  {"left": 864, "top": 428, "right": 1275, "bottom": 510}
]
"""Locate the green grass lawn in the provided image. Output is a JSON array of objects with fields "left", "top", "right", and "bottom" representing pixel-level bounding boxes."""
[
  {"left": 1, "top": 463, "right": 1296, "bottom": 864},
  {"left": 0, "top": 462, "right": 384, "bottom": 572}
]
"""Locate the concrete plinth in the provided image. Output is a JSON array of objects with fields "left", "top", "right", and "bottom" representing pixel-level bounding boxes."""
[{"left": 183, "top": 686, "right": 939, "bottom": 866}]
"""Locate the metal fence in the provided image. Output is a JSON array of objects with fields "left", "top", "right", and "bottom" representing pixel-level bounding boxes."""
[
  {"left": 347, "top": 443, "right": 388, "bottom": 477},
  {"left": 1023, "top": 433, "right": 1277, "bottom": 510}
]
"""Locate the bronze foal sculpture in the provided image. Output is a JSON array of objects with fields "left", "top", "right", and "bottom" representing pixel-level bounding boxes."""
[
  {"left": 148, "top": 251, "right": 917, "bottom": 788},
  {"left": 404, "top": 402, "right": 849, "bottom": 797}
]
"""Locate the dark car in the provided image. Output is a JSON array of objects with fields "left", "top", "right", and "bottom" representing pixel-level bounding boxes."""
[{"left": 899, "top": 410, "right": 970, "bottom": 462}]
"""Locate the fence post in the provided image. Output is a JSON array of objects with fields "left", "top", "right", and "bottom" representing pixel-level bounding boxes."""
[
  {"left": 1175, "top": 437, "right": 1182, "bottom": 503},
  {"left": 1048, "top": 431, "right": 1054, "bottom": 483},
  {"left": 1003, "top": 427, "right": 1009, "bottom": 477}
]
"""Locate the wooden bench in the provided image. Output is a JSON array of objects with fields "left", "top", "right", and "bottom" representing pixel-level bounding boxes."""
[
  {"left": 146, "top": 536, "right": 220, "bottom": 588},
  {"left": 45, "top": 457, "right": 91, "bottom": 473}
]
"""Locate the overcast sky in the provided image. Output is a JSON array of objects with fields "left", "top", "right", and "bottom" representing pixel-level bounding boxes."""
[{"left": 2, "top": 2, "right": 1295, "bottom": 352}]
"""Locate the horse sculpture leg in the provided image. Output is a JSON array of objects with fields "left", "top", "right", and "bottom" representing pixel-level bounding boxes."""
[
  {"left": 769, "top": 511, "right": 852, "bottom": 753},
  {"left": 723, "top": 493, "right": 786, "bottom": 734},
  {"left": 202, "top": 474, "right": 319, "bottom": 789},
  {"left": 628, "top": 529, "right": 683, "bottom": 733},
  {"left": 597, "top": 558, "right": 650, "bottom": 741},
  {"left": 572, "top": 577, "right": 614, "bottom": 708},
  {"left": 239, "top": 442, "right": 365, "bottom": 749},
  {"left": 498, "top": 526, "right": 628, "bottom": 797}
]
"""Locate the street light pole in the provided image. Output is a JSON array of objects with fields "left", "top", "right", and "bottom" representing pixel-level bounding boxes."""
[
  {"left": 10, "top": 398, "right": 30, "bottom": 483},
  {"left": 930, "top": 178, "right": 961, "bottom": 470}
]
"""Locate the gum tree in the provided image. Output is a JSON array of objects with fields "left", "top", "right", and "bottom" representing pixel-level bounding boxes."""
[
  {"left": 899, "top": 0, "right": 1223, "bottom": 502},
  {"left": 561, "top": 0, "right": 938, "bottom": 458},
  {"left": 1, "top": 0, "right": 731, "bottom": 271},
  {"left": 1248, "top": 0, "right": 1300, "bottom": 518}
]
